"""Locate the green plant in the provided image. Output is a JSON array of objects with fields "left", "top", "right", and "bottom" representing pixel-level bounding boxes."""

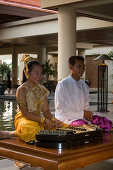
[
  {"left": 0, "top": 62, "right": 11, "bottom": 80},
  {"left": 107, "top": 51, "right": 113, "bottom": 59},
  {"left": 42, "top": 60, "right": 57, "bottom": 82}
]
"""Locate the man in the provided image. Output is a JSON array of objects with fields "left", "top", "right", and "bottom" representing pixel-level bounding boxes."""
[{"left": 55, "top": 56, "right": 93, "bottom": 125}]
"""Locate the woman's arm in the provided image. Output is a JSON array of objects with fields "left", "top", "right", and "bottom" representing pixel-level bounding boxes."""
[
  {"left": 42, "top": 96, "right": 53, "bottom": 119},
  {"left": 16, "top": 86, "right": 42, "bottom": 123},
  {"left": 42, "top": 96, "right": 63, "bottom": 128}
]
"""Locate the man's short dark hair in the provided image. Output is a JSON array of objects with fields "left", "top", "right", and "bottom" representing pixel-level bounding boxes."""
[{"left": 68, "top": 56, "right": 84, "bottom": 66}]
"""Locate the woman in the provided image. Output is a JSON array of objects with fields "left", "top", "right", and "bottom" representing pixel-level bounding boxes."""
[
  {"left": 0, "top": 54, "right": 63, "bottom": 168},
  {"left": 15, "top": 55, "right": 63, "bottom": 142}
]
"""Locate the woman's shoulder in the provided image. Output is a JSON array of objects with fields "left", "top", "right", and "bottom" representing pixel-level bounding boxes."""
[
  {"left": 16, "top": 83, "right": 28, "bottom": 95},
  {"left": 38, "top": 84, "right": 46, "bottom": 89},
  {"left": 38, "top": 84, "right": 48, "bottom": 91},
  {"left": 38, "top": 84, "right": 50, "bottom": 95}
]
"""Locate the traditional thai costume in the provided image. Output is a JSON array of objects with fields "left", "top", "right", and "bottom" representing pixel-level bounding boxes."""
[{"left": 15, "top": 84, "right": 49, "bottom": 142}]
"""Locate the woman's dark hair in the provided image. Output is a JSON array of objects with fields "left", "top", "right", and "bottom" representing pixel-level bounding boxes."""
[
  {"left": 22, "top": 60, "right": 41, "bottom": 84},
  {"left": 68, "top": 56, "right": 84, "bottom": 66}
]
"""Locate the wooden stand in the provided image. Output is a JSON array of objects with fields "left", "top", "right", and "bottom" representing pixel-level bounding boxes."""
[{"left": 0, "top": 132, "right": 113, "bottom": 170}]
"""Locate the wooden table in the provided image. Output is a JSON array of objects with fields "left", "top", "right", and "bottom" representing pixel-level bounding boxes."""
[{"left": 0, "top": 132, "right": 113, "bottom": 170}]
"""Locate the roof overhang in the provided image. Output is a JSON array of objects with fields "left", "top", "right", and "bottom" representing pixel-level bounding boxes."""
[
  {"left": 0, "top": 0, "right": 57, "bottom": 15},
  {"left": 41, "top": 0, "right": 113, "bottom": 22}
]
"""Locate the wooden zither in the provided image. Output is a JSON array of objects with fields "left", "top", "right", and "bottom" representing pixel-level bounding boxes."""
[{"left": 29, "top": 124, "right": 104, "bottom": 148}]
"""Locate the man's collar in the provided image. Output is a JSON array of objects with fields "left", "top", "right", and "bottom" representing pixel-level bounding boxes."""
[{"left": 69, "top": 75, "right": 80, "bottom": 83}]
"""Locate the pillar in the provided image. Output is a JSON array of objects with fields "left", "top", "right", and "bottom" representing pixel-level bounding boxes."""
[
  {"left": 12, "top": 46, "right": 18, "bottom": 88},
  {"left": 58, "top": 6, "right": 76, "bottom": 81},
  {"left": 37, "top": 46, "right": 47, "bottom": 83},
  {"left": 37, "top": 46, "right": 47, "bottom": 64},
  {"left": 78, "top": 49, "right": 85, "bottom": 81},
  {"left": 78, "top": 49, "right": 85, "bottom": 57}
]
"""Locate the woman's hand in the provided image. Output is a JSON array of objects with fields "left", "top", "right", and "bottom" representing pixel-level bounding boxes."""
[
  {"left": 44, "top": 118, "right": 55, "bottom": 129},
  {"left": 84, "top": 110, "right": 93, "bottom": 121},
  {"left": 54, "top": 119, "right": 63, "bottom": 128}
]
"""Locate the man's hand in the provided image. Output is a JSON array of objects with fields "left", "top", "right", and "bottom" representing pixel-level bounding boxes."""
[{"left": 84, "top": 110, "right": 93, "bottom": 121}]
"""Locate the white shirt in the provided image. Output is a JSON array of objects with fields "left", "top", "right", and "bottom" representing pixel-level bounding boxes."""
[{"left": 55, "top": 75, "right": 90, "bottom": 124}]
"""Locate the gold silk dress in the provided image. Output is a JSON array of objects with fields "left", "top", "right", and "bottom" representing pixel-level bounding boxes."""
[{"left": 15, "top": 84, "right": 49, "bottom": 142}]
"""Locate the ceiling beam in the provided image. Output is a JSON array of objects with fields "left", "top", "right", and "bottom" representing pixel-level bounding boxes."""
[{"left": 77, "top": 9, "right": 113, "bottom": 22}]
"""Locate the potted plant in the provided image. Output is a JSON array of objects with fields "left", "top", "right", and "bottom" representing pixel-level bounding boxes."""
[
  {"left": 0, "top": 62, "right": 11, "bottom": 95},
  {"left": 42, "top": 60, "right": 57, "bottom": 92}
]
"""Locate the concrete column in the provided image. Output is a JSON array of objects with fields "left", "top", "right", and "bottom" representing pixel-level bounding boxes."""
[
  {"left": 37, "top": 46, "right": 47, "bottom": 83},
  {"left": 78, "top": 49, "right": 85, "bottom": 57},
  {"left": 58, "top": 6, "right": 76, "bottom": 81},
  {"left": 78, "top": 49, "right": 85, "bottom": 81},
  {"left": 12, "top": 46, "right": 18, "bottom": 88},
  {"left": 37, "top": 46, "right": 47, "bottom": 64}
]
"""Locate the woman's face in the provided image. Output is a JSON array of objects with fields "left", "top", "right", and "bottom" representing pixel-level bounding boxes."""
[{"left": 28, "top": 64, "right": 42, "bottom": 84}]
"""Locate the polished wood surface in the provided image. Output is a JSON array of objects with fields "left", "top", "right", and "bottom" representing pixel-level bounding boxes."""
[{"left": 0, "top": 132, "right": 113, "bottom": 170}]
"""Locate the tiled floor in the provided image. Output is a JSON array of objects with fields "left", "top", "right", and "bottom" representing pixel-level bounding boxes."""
[
  {"left": 0, "top": 159, "right": 43, "bottom": 170},
  {"left": 0, "top": 158, "right": 113, "bottom": 170}
]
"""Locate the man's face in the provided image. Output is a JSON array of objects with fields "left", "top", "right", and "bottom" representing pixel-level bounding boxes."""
[{"left": 70, "top": 60, "right": 85, "bottom": 79}]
